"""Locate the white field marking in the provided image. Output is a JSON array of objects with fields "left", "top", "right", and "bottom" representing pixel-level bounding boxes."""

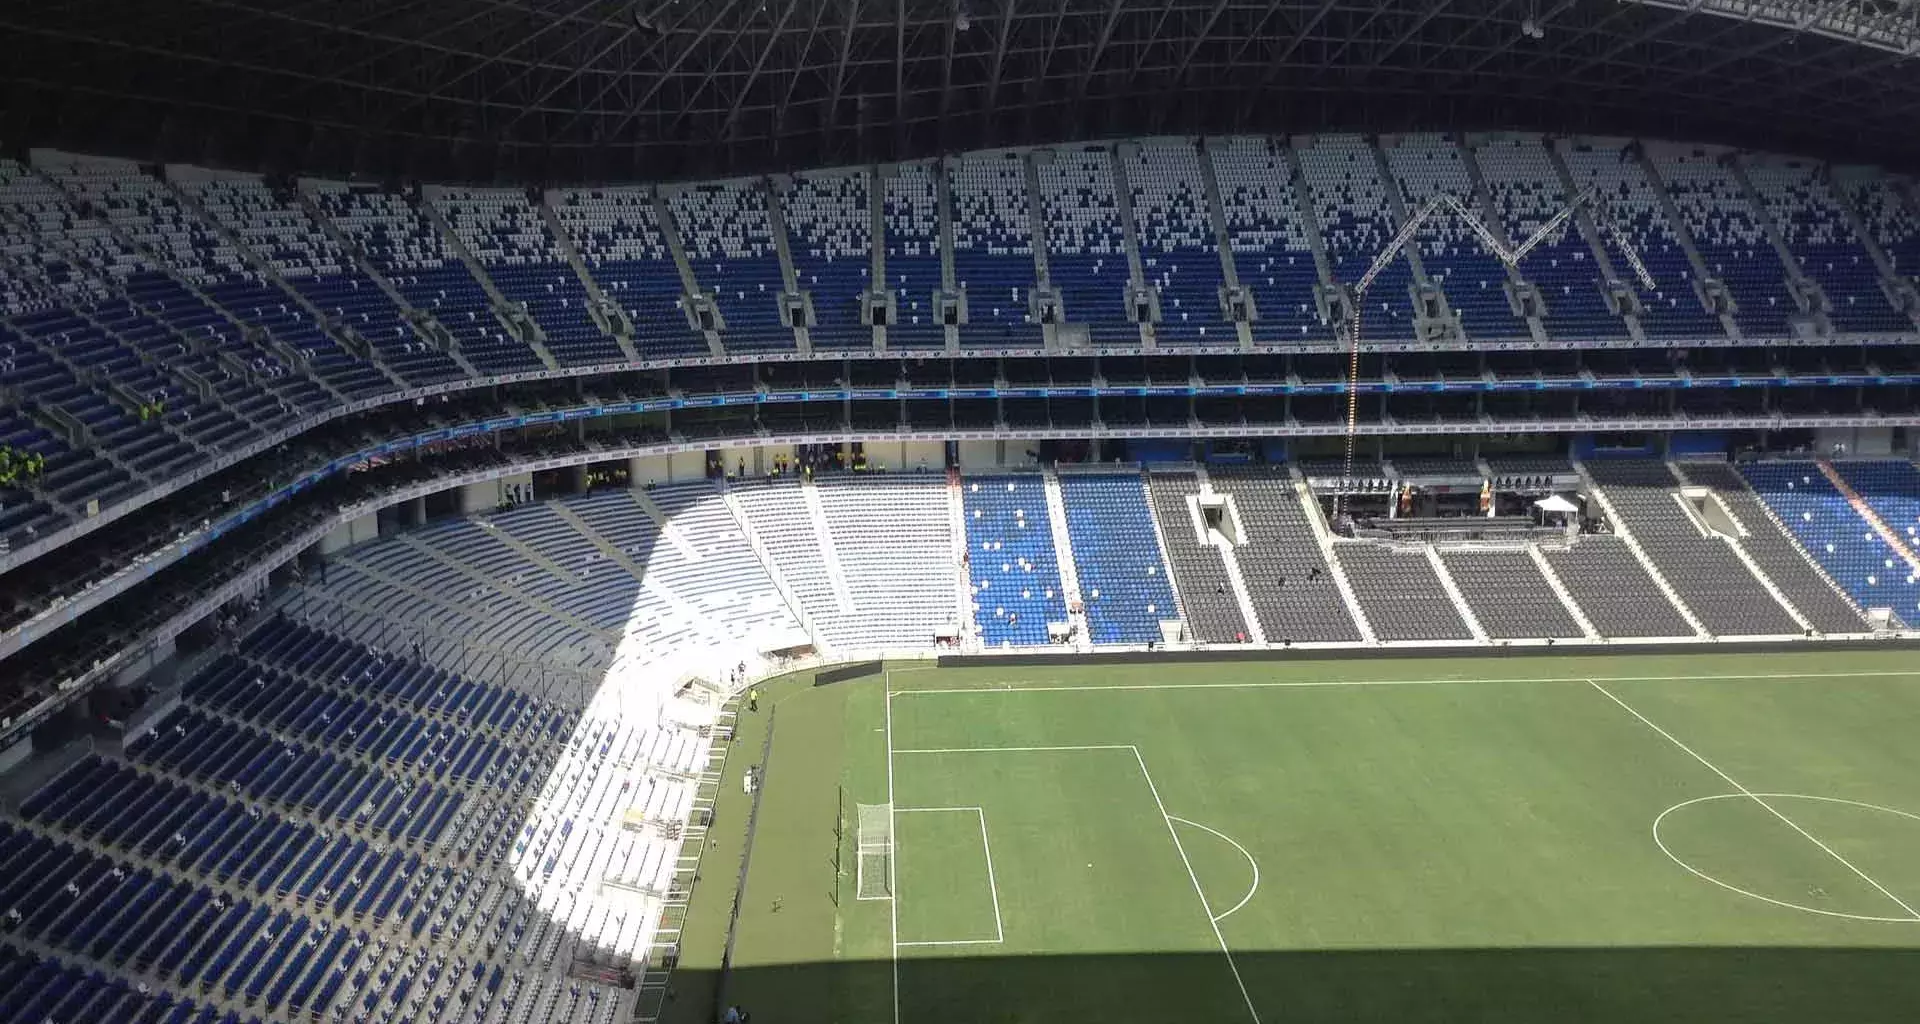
[
  {"left": 892, "top": 807, "right": 1006, "bottom": 946},
  {"left": 1131, "top": 748, "right": 1263, "bottom": 1024},
  {"left": 888, "top": 743, "right": 1262, "bottom": 1021},
  {"left": 1653, "top": 793, "right": 1920, "bottom": 923},
  {"left": 894, "top": 744, "right": 1136, "bottom": 755},
  {"left": 1586, "top": 678, "right": 1920, "bottom": 922},
  {"left": 1167, "top": 816, "right": 1261, "bottom": 923},
  {"left": 891, "top": 669, "right": 1920, "bottom": 698},
  {"left": 884, "top": 677, "right": 900, "bottom": 1024}
]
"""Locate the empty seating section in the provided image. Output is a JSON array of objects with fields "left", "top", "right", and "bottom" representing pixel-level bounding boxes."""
[
  {"left": 1383, "top": 133, "right": 1527, "bottom": 340},
  {"left": 948, "top": 150, "right": 1039, "bottom": 345},
  {"left": 305, "top": 181, "right": 540, "bottom": 375},
  {"left": 779, "top": 169, "right": 872, "bottom": 350},
  {"left": 1439, "top": 549, "right": 1583, "bottom": 639},
  {"left": 1676, "top": 461, "right": 1867, "bottom": 633},
  {"left": 1144, "top": 471, "right": 1247, "bottom": 643},
  {"left": 1542, "top": 535, "right": 1694, "bottom": 638},
  {"left": 3, "top": 159, "right": 311, "bottom": 468},
  {"left": 1742, "top": 156, "right": 1906, "bottom": 333},
  {"left": 1207, "top": 136, "right": 1325, "bottom": 341},
  {"left": 55, "top": 158, "right": 392, "bottom": 402},
  {"left": 190, "top": 176, "right": 463, "bottom": 385},
  {"left": 1297, "top": 134, "right": 1418, "bottom": 339},
  {"left": 1832, "top": 165, "right": 1920, "bottom": 286},
  {"left": 1057, "top": 474, "right": 1179, "bottom": 644},
  {"left": 668, "top": 183, "right": 794, "bottom": 352},
  {"left": 1472, "top": 133, "right": 1626, "bottom": 339},
  {"left": 1832, "top": 461, "right": 1920, "bottom": 595},
  {"left": 1741, "top": 461, "right": 1920, "bottom": 626},
  {"left": 814, "top": 475, "right": 957, "bottom": 649},
  {"left": 1333, "top": 544, "right": 1474, "bottom": 641},
  {"left": 880, "top": 162, "right": 945, "bottom": 348},
  {"left": 963, "top": 475, "right": 1067, "bottom": 646},
  {"left": 1207, "top": 468, "right": 1360, "bottom": 642},
  {"left": 0, "top": 611, "right": 666, "bottom": 1024},
  {"left": 1560, "top": 140, "right": 1723, "bottom": 338},
  {"left": 1585, "top": 460, "right": 1797, "bottom": 635},
  {"left": 433, "top": 188, "right": 619, "bottom": 366},
  {"left": 1127, "top": 138, "right": 1227, "bottom": 345},
  {"left": 554, "top": 188, "right": 705, "bottom": 357},
  {"left": 1650, "top": 143, "right": 1793, "bottom": 339},
  {"left": 598, "top": 484, "right": 806, "bottom": 652},
  {"left": 1039, "top": 146, "right": 1132, "bottom": 342}
]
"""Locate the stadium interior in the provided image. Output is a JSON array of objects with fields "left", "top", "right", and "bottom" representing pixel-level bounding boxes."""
[{"left": 2, "top": 0, "right": 1920, "bottom": 1021}]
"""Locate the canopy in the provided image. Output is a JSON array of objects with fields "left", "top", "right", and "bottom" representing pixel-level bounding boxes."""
[{"left": 1534, "top": 494, "right": 1581, "bottom": 514}]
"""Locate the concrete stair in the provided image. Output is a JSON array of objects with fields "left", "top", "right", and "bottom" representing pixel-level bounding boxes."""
[
  {"left": 1572, "top": 461, "right": 1709, "bottom": 637},
  {"left": 1526, "top": 543, "right": 1602, "bottom": 640},
  {"left": 801, "top": 478, "right": 858, "bottom": 613},
  {"left": 1040, "top": 467, "right": 1090, "bottom": 644},
  {"left": 537, "top": 191, "right": 642, "bottom": 362},
  {"left": 415, "top": 191, "right": 561, "bottom": 370},
  {"left": 1423, "top": 545, "right": 1490, "bottom": 643},
  {"left": 293, "top": 186, "right": 481, "bottom": 378},
  {"left": 165, "top": 178, "right": 408, "bottom": 391},
  {"left": 1292, "top": 474, "right": 1378, "bottom": 643},
  {"left": 949, "top": 471, "right": 982, "bottom": 645},
  {"left": 718, "top": 487, "right": 826, "bottom": 650},
  {"left": 1816, "top": 460, "right": 1920, "bottom": 575},
  {"left": 1193, "top": 466, "right": 1265, "bottom": 643},
  {"left": 1666, "top": 461, "right": 1813, "bottom": 633}
]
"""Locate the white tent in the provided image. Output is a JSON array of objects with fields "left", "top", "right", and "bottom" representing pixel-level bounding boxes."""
[{"left": 1534, "top": 494, "right": 1580, "bottom": 514}]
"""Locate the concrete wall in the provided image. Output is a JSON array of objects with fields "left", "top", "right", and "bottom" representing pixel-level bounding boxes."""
[
  {"left": 0, "top": 735, "right": 31, "bottom": 776},
  {"left": 1815, "top": 425, "right": 1896, "bottom": 457},
  {"left": 670, "top": 450, "right": 706, "bottom": 481},
  {"left": 630, "top": 454, "right": 675, "bottom": 488},
  {"left": 317, "top": 511, "right": 379, "bottom": 554},
  {"left": 957, "top": 440, "right": 1001, "bottom": 470}
]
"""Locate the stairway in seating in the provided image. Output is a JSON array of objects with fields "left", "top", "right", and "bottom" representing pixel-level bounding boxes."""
[
  {"left": 1526, "top": 544, "right": 1602, "bottom": 640},
  {"left": 719, "top": 486, "right": 826, "bottom": 650},
  {"left": 947, "top": 469, "right": 979, "bottom": 643},
  {"left": 1292, "top": 473, "right": 1378, "bottom": 643},
  {"left": 393, "top": 535, "right": 612, "bottom": 641},
  {"left": 538, "top": 190, "right": 642, "bottom": 363},
  {"left": 1194, "top": 466, "right": 1266, "bottom": 644},
  {"left": 1423, "top": 545, "right": 1490, "bottom": 642},
  {"left": 1041, "top": 466, "right": 1091, "bottom": 643},
  {"left": 1667, "top": 461, "right": 1813, "bottom": 634},
  {"left": 1572, "top": 461, "right": 1709, "bottom": 637},
  {"left": 803, "top": 477, "right": 858, "bottom": 612},
  {"left": 1816, "top": 460, "right": 1920, "bottom": 577},
  {"left": 417, "top": 191, "right": 561, "bottom": 370}
]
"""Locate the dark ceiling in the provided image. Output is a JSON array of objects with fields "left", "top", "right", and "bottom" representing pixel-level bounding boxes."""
[{"left": 3, "top": 0, "right": 1918, "bottom": 184}]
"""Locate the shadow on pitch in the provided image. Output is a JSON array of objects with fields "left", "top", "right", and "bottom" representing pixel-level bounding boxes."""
[{"left": 660, "top": 944, "right": 1920, "bottom": 1024}]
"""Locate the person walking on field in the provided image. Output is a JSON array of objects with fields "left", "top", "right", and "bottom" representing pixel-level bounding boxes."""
[{"left": 748, "top": 688, "right": 760, "bottom": 712}]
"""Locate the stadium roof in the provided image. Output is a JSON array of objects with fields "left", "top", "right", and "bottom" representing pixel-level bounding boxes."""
[{"left": 3, "top": 0, "right": 1919, "bottom": 183}]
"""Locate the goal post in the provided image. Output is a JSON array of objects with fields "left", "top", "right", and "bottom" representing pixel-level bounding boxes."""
[{"left": 856, "top": 802, "right": 893, "bottom": 900}]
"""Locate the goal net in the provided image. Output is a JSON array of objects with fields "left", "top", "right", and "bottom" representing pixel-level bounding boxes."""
[{"left": 856, "top": 803, "right": 893, "bottom": 900}]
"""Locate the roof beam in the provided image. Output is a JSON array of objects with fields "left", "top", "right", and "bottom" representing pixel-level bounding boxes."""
[
  {"left": 825, "top": 0, "right": 862, "bottom": 138},
  {"left": 722, "top": 0, "right": 801, "bottom": 137},
  {"left": 773, "top": 0, "right": 830, "bottom": 140},
  {"left": 895, "top": 0, "right": 909, "bottom": 152},
  {"left": 547, "top": 2, "right": 708, "bottom": 139},
  {"left": 1237, "top": 0, "right": 1344, "bottom": 121},
  {"left": 1075, "top": 0, "right": 1130, "bottom": 106},
  {"left": 582, "top": 0, "right": 747, "bottom": 145}
]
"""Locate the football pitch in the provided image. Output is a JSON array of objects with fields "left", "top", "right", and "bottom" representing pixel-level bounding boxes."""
[{"left": 673, "top": 648, "right": 1920, "bottom": 1024}]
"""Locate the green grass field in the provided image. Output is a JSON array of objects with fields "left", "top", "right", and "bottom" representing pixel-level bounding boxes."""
[{"left": 677, "top": 648, "right": 1920, "bottom": 1024}]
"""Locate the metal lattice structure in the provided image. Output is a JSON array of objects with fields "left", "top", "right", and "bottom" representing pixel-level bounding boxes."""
[{"left": 2, "top": 0, "right": 1919, "bottom": 184}]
